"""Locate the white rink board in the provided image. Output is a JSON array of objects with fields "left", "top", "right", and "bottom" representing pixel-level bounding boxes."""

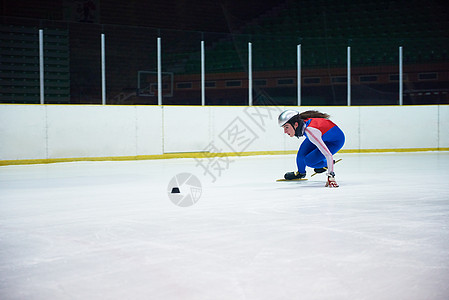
[
  {"left": 439, "top": 105, "right": 449, "bottom": 148},
  {"left": 46, "top": 105, "right": 137, "bottom": 158},
  {"left": 0, "top": 105, "right": 47, "bottom": 160},
  {"left": 163, "top": 106, "right": 211, "bottom": 153},
  {"left": 359, "top": 106, "right": 439, "bottom": 149},
  {"left": 136, "top": 106, "right": 163, "bottom": 155},
  {"left": 0, "top": 104, "right": 448, "bottom": 161}
]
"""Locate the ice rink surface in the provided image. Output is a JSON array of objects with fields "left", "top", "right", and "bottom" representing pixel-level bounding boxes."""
[{"left": 1, "top": 152, "right": 449, "bottom": 300}]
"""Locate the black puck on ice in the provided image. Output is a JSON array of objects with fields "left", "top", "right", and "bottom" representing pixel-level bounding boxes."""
[{"left": 171, "top": 187, "right": 180, "bottom": 193}]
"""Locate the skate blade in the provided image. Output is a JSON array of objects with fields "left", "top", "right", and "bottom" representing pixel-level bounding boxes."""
[{"left": 276, "top": 178, "right": 308, "bottom": 182}]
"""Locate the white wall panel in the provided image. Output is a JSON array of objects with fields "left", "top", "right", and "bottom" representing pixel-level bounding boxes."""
[
  {"left": 439, "top": 105, "right": 449, "bottom": 148},
  {"left": 163, "top": 106, "right": 210, "bottom": 153},
  {"left": 136, "top": 106, "right": 163, "bottom": 155},
  {"left": 243, "top": 105, "right": 287, "bottom": 152},
  {"left": 207, "top": 106, "right": 280, "bottom": 153},
  {"left": 46, "top": 105, "right": 136, "bottom": 158},
  {"left": 209, "top": 106, "right": 261, "bottom": 154},
  {"left": 360, "top": 106, "right": 438, "bottom": 150},
  {"left": 0, "top": 105, "right": 47, "bottom": 160}
]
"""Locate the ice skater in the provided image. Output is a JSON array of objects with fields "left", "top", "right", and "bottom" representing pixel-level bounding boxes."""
[{"left": 278, "top": 110, "right": 345, "bottom": 187}]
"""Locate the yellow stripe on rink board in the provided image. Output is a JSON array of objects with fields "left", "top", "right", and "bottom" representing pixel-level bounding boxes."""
[
  {"left": 1, "top": 148, "right": 448, "bottom": 166},
  {"left": 0, "top": 151, "right": 295, "bottom": 166},
  {"left": 339, "top": 148, "right": 449, "bottom": 153}
]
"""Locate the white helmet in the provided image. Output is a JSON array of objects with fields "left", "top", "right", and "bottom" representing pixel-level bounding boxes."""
[{"left": 278, "top": 110, "right": 299, "bottom": 127}]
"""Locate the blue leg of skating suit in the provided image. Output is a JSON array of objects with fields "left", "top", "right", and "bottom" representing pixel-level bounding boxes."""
[{"left": 296, "top": 126, "right": 345, "bottom": 173}]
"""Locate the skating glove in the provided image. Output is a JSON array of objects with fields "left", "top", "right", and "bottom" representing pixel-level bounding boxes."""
[{"left": 325, "top": 172, "right": 339, "bottom": 188}]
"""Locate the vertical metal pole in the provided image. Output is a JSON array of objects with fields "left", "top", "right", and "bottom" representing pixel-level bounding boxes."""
[
  {"left": 297, "top": 44, "right": 301, "bottom": 106},
  {"left": 248, "top": 42, "right": 253, "bottom": 106},
  {"left": 399, "top": 46, "right": 403, "bottom": 106},
  {"left": 101, "top": 33, "right": 106, "bottom": 105},
  {"left": 157, "top": 37, "right": 162, "bottom": 105},
  {"left": 201, "top": 40, "right": 205, "bottom": 106},
  {"left": 347, "top": 46, "right": 351, "bottom": 106},
  {"left": 39, "top": 29, "right": 44, "bottom": 104}
]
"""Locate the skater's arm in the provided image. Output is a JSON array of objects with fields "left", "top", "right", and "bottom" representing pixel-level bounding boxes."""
[{"left": 304, "top": 127, "right": 334, "bottom": 173}]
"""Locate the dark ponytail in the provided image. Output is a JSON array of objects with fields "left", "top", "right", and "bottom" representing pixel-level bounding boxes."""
[{"left": 299, "top": 110, "right": 330, "bottom": 119}]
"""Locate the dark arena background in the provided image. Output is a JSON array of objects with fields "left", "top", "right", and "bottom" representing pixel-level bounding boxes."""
[{"left": 1, "top": 0, "right": 448, "bottom": 106}]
